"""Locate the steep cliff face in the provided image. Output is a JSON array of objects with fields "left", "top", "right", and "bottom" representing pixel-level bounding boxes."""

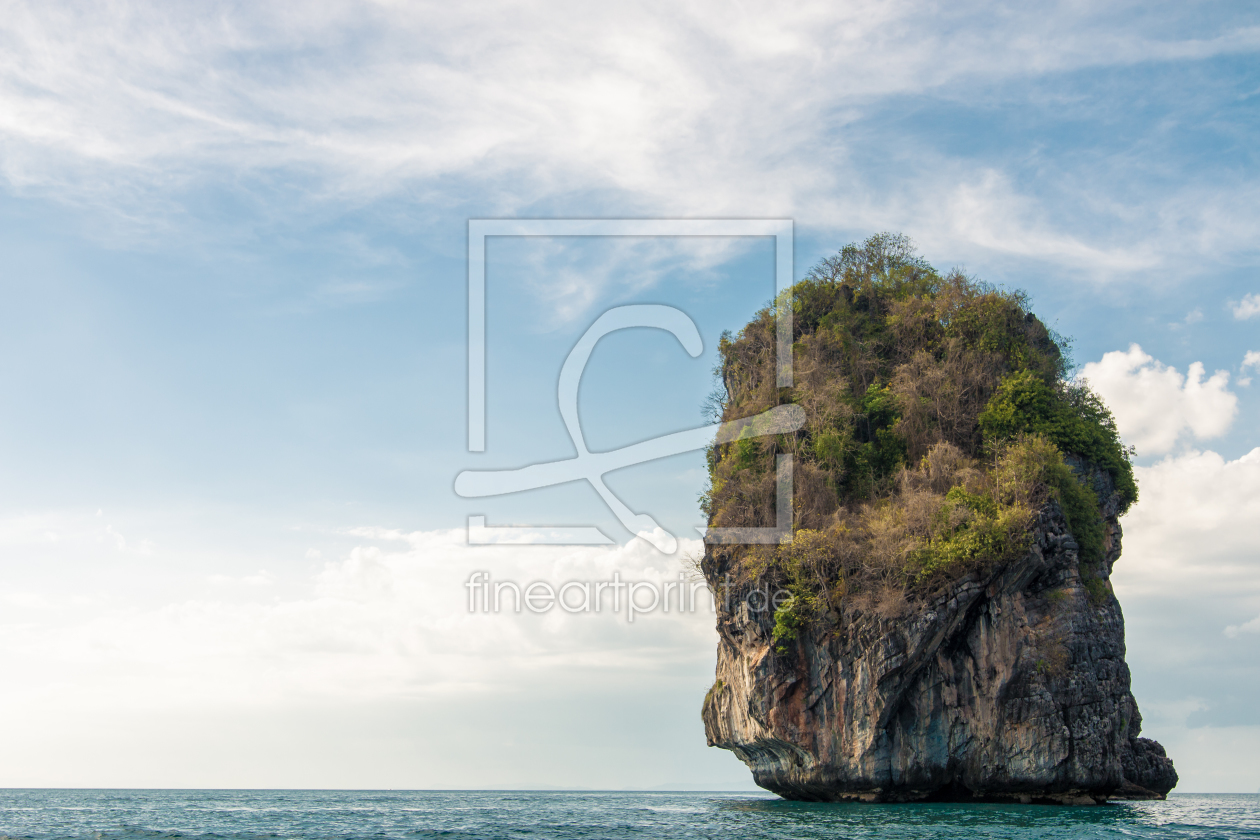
[
  {"left": 700, "top": 235, "right": 1176, "bottom": 803},
  {"left": 701, "top": 461, "right": 1177, "bottom": 804}
]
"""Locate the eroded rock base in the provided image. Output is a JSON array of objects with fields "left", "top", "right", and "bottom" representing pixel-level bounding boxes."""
[{"left": 702, "top": 484, "right": 1176, "bottom": 804}]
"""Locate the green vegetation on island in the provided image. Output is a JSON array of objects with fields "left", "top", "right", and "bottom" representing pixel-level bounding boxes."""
[{"left": 700, "top": 234, "right": 1135, "bottom": 646}]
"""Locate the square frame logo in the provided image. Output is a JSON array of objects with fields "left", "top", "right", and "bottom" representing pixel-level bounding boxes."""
[{"left": 455, "top": 219, "right": 804, "bottom": 552}]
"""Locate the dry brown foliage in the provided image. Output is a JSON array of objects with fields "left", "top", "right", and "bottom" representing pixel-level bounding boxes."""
[
  {"left": 891, "top": 340, "right": 1004, "bottom": 462},
  {"left": 728, "top": 439, "right": 1053, "bottom": 620}
]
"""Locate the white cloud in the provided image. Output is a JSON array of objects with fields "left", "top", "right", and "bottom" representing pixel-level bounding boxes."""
[
  {"left": 1, "top": 2, "right": 1258, "bottom": 272},
  {"left": 1224, "top": 614, "right": 1260, "bottom": 638},
  {"left": 0, "top": 511, "right": 742, "bottom": 789},
  {"left": 1232, "top": 293, "right": 1260, "bottom": 320},
  {"left": 1103, "top": 445, "right": 1260, "bottom": 789},
  {"left": 1118, "top": 446, "right": 1260, "bottom": 595},
  {"left": 1240, "top": 350, "right": 1260, "bottom": 386},
  {"left": 207, "top": 570, "right": 275, "bottom": 587},
  {"left": 0, "top": 518, "right": 713, "bottom": 710},
  {"left": 1079, "top": 344, "right": 1238, "bottom": 455},
  {"left": 928, "top": 169, "right": 1160, "bottom": 272},
  {"left": 489, "top": 235, "right": 760, "bottom": 326}
]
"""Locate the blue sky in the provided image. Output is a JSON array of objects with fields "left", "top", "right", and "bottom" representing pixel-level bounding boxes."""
[{"left": 1, "top": 0, "right": 1259, "bottom": 791}]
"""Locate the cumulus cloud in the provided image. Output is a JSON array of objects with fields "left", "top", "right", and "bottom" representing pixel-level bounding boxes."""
[
  {"left": 0, "top": 515, "right": 713, "bottom": 710},
  {"left": 1240, "top": 350, "right": 1260, "bottom": 386},
  {"left": 1079, "top": 345, "right": 1238, "bottom": 455},
  {"left": 0, "top": 510, "right": 741, "bottom": 788},
  {"left": 1118, "top": 446, "right": 1260, "bottom": 595},
  {"left": 1232, "top": 293, "right": 1260, "bottom": 320},
  {"left": 1109, "top": 445, "right": 1260, "bottom": 754}
]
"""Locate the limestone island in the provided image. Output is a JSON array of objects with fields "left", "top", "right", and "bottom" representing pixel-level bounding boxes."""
[{"left": 700, "top": 234, "right": 1177, "bottom": 804}]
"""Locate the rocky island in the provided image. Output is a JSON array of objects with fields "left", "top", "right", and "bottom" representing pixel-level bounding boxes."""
[{"left": 700, "top": 235, "right": 1177, "bottom": 804}]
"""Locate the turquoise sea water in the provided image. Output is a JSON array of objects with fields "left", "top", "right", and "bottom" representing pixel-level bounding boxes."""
[{"left": 1, "top": 790, "right": 1258, "bottom": 839}]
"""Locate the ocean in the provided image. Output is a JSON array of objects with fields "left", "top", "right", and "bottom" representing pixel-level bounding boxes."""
[{"left": 1, "top": 789, "right": 1258, "bottom": 839}]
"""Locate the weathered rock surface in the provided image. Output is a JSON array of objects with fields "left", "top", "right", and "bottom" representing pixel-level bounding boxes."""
[{"left": 701, "top": 461, "right": 1177, "bottom": 804}]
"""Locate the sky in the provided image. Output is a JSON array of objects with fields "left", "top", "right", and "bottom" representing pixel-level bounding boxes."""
[{"left": 0, "top": 0, "right": 1259, "bottom": 792}]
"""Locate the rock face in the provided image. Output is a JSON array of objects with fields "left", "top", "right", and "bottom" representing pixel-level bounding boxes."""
[{"left": 701, "top": 460, "right": 1177, "bottom": 804}]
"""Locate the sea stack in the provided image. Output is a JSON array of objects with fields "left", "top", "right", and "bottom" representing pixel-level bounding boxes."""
[{"left": 699, "top": 234, "right": 1177, "bottom": 804}]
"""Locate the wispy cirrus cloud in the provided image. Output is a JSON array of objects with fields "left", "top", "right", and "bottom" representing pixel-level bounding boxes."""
[{"left": 2, "top": 1, "right": 1259, "bottom": 276}]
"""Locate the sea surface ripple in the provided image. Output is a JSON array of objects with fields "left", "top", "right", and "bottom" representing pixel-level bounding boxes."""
[{"left": 2, "top": 789, "right": 1259, "bottom": 839}]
